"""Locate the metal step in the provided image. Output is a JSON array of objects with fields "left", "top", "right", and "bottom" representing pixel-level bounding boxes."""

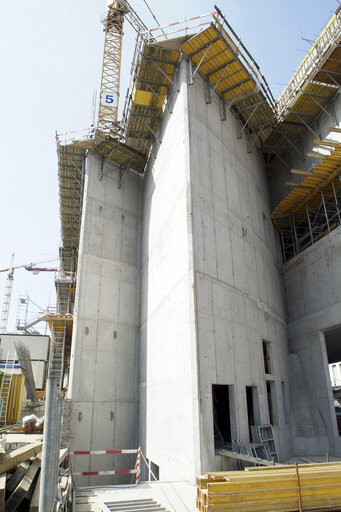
[{"left": 104, "top": 501, "right": 168, "bottom": 512}]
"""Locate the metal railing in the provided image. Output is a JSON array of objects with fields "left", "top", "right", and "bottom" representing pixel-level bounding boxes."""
[{"left": 277, "top": 10, "right": 341, "bottom": 115}]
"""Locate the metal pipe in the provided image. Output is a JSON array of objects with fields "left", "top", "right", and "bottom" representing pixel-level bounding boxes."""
[
  {"left": 305, "top": 203, "right": 314, "bottom": 245},
  {"left": 39, "top": 376, "right": 58, "bottom": 512},
  {"left": 321, "top": 188, "right": 330, "bottom": 232},
  {"left": 331, "top": 180, "right": 341, "bottom": 225},
  {"left": 291, "top": 215, "right": 299, "bottom": 255},
  {"left": 280, "top": 230, "right": 286, "bottom": 264}
]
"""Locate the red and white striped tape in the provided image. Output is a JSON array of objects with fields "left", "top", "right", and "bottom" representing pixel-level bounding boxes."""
[
  {"left": 72, "top": 448, "right": 141, "bottom": 479},
  {"left": 71, "top": 449, "right": 138, "bottom": 455},
  {"left": 134, "top": 447, "right": 141, "bottom": 484},
  {"left": 73, "top": 469, "right": 139, "bottom": 476},
  {"left": 141, "top": 12, "right": 217, "bottom": 34},
  {"left": 141, "top": 21, "right": 211, "bottom": 41},
  {"left": 57, "top": 127, "right": 91, "bottom": 136},
  {"left": 232, "top": 435, "right": 249, "bottom": 444}
]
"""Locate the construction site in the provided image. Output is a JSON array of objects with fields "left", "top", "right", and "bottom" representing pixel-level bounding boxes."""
[{"left": 1, "top": 0, "right": 341, "bottom": 510}]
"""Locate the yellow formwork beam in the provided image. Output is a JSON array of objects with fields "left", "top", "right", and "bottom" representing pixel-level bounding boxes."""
[{"left": 197, "top": 463, "right": 341, "bottom": 512}]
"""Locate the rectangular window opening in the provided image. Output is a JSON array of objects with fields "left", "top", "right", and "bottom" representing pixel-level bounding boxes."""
[
  {"left": 262, "top": 340, "right": 272, "bottom": 374},
  {"left": 212, "top": 384, "right": 233, "bottom": 450}
]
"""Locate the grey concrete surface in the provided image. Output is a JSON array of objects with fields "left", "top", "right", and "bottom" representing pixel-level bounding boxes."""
[
  {"left": 69, "top": 58, "right": 341, "bottom": 485},
  {"left": 269, "top": 90, "right": 341, "bottom": 457},
  {"left": 69, "top": 152, "right": 141, "bottom": 486}
]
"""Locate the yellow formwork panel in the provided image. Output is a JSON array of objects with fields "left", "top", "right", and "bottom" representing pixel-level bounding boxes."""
[
  {"left": 180, "top": 24, "right": 273, "bottom": 130},
  {"left": 133, "top": 89, "right": 163, "bottom": 109},
  {"left": 197, "top": 463, "right": 341, "bottom": 512},
  {"left": 7, "top": 374, "right": 25, "bottom": 425},
  {"left": 272, "top": 143, "right": 341, "bottom": 224},
  {"left": 282, "top": 81, "right": 336, "bottom": 121}
]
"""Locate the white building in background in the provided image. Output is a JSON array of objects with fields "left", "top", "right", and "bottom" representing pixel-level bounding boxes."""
[{"left": 0, "top": 333, "right": 49, "bottom": 390}]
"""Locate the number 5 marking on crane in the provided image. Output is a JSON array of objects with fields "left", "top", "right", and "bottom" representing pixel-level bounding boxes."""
[{"left": 101, "top": 92, "right": 117, "bottom": 107}]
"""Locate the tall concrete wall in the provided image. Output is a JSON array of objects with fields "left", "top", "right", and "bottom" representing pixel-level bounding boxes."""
[
  {"left": 67, "top": 60, "right": 341, "bottom": 485},
  {"left": 283, "top": 229, "right": 341, "bottom": 455},
  {"left": 269, "top": 92, "right": 341, "bottom": 455},
  {"left": 187, "top": 70, "right": 292, "bottom": 470},
  {"left": 140, "top": 59, "right": 292, "bottom": 482},
  {"left": 140, "top": 62, "right": 201, "bottom": 482},
  {"left": 69, "top": 153, "right": 141, "bottom": 485}
]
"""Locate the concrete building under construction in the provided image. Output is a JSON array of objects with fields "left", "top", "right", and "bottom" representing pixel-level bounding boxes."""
[{"left": 52, "top": 0, "right": 341, "bottom": 489}]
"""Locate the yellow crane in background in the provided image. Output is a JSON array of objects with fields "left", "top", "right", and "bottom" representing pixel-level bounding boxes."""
[{"left": 97, "top": 0, "right": 149, "bottom": 136}]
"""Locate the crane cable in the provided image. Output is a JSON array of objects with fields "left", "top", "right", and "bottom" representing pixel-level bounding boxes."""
[{"left": 141, "top": 0, "right": 168, "bottom": 38}]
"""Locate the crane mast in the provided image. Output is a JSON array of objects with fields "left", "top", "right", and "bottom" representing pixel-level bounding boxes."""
[
  {"left": 97, "top": 1, "right": 128, "bottom": 135},
  {"left": 97, "top": 0, "right": 149, "bottom": 136},
  {"left": 0, "top": 254, "right": 14, "bottom": 334}
]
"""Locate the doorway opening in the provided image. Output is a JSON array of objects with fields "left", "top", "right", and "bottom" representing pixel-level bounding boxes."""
[
  {"left": 324, "top": 325, "right": 341, "bottom": 435},
  {"left": 212, "top": 384, "right": 234, "bottom": 450}
]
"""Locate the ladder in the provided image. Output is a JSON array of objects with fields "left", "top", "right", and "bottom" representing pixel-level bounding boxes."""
[{"left": 0, "top": 352, "right": 16, "bottom": 425}]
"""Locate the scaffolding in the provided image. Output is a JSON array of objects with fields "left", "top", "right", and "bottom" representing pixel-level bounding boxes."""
[
  {"left": 58, "top": 144, "right": 86, "bottom": 250},
  {"left": 54, "top": 6, "right": 341, "bottom": 279},
  {"left": 273, "top": 139, "right": 341, "bottom": 263},
  {"left": 261, "top": 8, "right": 341, "bottom": 162},
  {"left": 179, "top": 8, "right": 276, "bottom": 139},
  {"left": 122, "top": 39, "right": 181, "bottom": 155}
]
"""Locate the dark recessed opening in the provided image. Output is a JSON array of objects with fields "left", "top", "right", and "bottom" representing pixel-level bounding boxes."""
[
  {"left": 324, "top": 326, "right": 341, "bottom": 435},
  {"left": 212, "top": 384, "right": 232, "bottom": 450},
  {"left": 246, "top": 386, "right": 256, "bottom": 440},
  {"left": 266, "top": 381, "right": 275, "bottom": 425},
  {"left": 262, "top": 340, "right": 271, "bottom": 374}
]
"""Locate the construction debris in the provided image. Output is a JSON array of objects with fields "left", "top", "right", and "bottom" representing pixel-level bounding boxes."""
[
  {"left": 0, "top": 442, "right": 68, "bottom": 511},
  {"left": 196, "top": 462, "right": 341, "bottom": 511},
  {"left": 22, "top": 414, "right": 44, "bottom": 434}
]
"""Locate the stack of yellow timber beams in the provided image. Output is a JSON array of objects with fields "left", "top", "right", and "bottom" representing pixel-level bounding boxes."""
[{"left": 196, "top": 463, "right": 341, "bottom": 511}]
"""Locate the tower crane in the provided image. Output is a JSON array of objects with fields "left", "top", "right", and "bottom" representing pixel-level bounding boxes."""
[
  {"left": 0, "top": 254, "right": 58, "bottom": 334},
  {"left": 97, "top": 0, "right": 149, "bottom": 136}
]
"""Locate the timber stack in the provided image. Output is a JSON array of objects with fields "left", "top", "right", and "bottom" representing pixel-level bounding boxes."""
[
  {"left": 196, "top": 462, "right": 341, "bottom": 511},
  {"left": 0, "top": 441, "right": 67, "bottom": 511}
]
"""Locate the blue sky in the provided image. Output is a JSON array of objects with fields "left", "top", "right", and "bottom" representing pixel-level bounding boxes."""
[{"left": 0, "top": 0, "right": 339, "bottom": 331}]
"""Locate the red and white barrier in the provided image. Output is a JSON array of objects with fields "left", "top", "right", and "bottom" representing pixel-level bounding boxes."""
[
  {"left": 73, "top": 469, "right": 139, "bottom": 476},
  {"left": 232, "top": 435, "right": 249, "bottom": 444},
  {"left": 131, "top": 447, "right": 141, "bottom": 484},
  {"left": 72, "top": 448, "right": 141, "bottom": 479},
  {"left": 71, "top": 449, "right": 138, "bottom": 455}
]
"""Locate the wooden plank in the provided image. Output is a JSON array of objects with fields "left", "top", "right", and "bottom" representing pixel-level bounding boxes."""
[
  {"left": 29, "top": 472, "right": 40, "bottom": 512},
  {"left": 219, "top": 449, "right": 281, "bottom": 466},
  {"left": 198, "top": 462, "right": 341, "bottom": 512},
  {"left": 5, "top": 456, "right": 41, "bottom": 512},
  {"left": 25, "top": 470, "right": 40, "bottom": 503},
  {"left": 59, "top": 447, "right": 68, "bottom": 465},
  {"left": 313, "top": 138, "right": 340, "bottom": 148},
  {"left": 0, "top": 473, "right": 5, "bottom": 512},
  {"left": 28, "top": 448, "right": 68, "bottom": 512},
  {"left": 291, "top": 168, "right": 329, "bottom": 176},
  {"left": 0, "top": 442, "right": 42, "bottom": 474},
  {"left": 60, "top": 475, "right": 68, "bottom": 491},
  {"left": 7, "top": 461, "right": 30, "bottom": 491}
]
